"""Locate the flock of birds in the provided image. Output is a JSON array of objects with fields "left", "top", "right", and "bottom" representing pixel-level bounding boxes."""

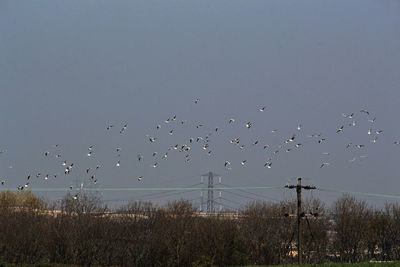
[{"left": 1, "top": 98, "right": 399, "bottom": 199}]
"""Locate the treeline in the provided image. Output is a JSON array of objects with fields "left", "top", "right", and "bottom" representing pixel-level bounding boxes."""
[{"left": 1, "top": 191, "right": 400, "bottom": 266}]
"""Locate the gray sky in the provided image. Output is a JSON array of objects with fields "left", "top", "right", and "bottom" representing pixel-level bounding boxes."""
[{"left": 1, "top": 0, "right": 400, "bottom": 209}]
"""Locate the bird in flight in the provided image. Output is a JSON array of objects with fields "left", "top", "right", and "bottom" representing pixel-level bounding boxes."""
[
  {"left": 320, "top": 162, "right": 330, "bottom": 168},
  {"left": 120, "top": 124, "right": 127, "bottom": 134},
  {"left": 336, "top": 125, "right": 344, "bottom": 133},
  {"left": 360, "top": 109, "right": 370, "bottom": 115},
  {"left": 342, "top": 113, "right": 354, "bottom": 119}
]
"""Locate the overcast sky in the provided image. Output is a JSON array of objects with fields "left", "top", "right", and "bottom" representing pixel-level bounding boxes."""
[{"left": 1, "top": 0, "right": 400, "bottom": 209}]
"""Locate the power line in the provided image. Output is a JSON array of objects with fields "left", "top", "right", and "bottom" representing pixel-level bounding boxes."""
[
  {"left": 137, "top": 182, "right": 202, "bottom": 199},
  {"left": 0, "top": 185, "right": 283, "bottom": 192},
  {"left": 318, "top": 187, "right": 400, "bottom": 200},
  {"left": 220, "top": 182, "right": 281, "bottom": 202}
]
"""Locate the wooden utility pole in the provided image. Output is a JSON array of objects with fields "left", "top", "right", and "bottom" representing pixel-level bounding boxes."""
[{"left": 285, "top": 177, "right": 316, "bottom": 265}]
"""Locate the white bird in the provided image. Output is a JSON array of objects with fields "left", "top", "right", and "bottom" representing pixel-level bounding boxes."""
[
  {"left": 367, "top": 129, "right": 372, "bottom": 135},
  {"left": 88, "top": 146, "right": 94, "bottom": 151},
  {"left": 224, "top": 161, "right": 231, "bottom": 167},
  {"left": 271, "top": 129, "right": 278, "bottom": 133},
  {"left": 44, "top": 174, "right": 49, "bottom": 180},
  {"left": 346, "top": 143, "right": 352, "bottom": 149},
  {"left": 368, "top": 117, "right": 376, "bottom": 123},
  {"left": 195, "top": 98, "right": 200, "bottom": 104},
  {"left": 342, "top": 113, "right": 354, "bottom": 119},
  {"left": 169, "top": 130, "right": 174, "bottom": 135},
  {"left": 376, "top": 130, "right": 383, "bottom": 135},
  {"left": 349, "top": 121, "right": 357, "bottom": 127},
  {"left": 371, "top": 136, "right": 378, "bottom": 143},
  {"left": 228, "top": 118, "right": 235, "bottom": 124},
  {"left": 394, "top": 141, "right": 400, "bottom": 145},
  {"left": 252, "top": 140, "right": 259, "bottom": 146},
  {"left": 240, "top": 160, "right": 247, "bottom": 166},
  {"left": 318, "top": 138, "right": 326, "bottom": 144},
  {"left": 336, "top": 125, "right": 344, "bottom": 133},
  {"left": 116, "top": 160, "right": 120, "bottom": 167},
  {"left": 297, "top": 124, "right": 302, "bottom": 131},
  {"left": 360, "top": 109, "right": 370, "bottom": 115},
  {"left": 152, "top": 162, "right": 158, "bottom": 168},
  {"left": 137, "top": 154, "right": 143, "bottom": 161},
  {"left": 56, "top": 154, "right": 61, "bottom": 158},
  {"left": 295, "top": 143, "right": 302, "bottom": 148},
  {"left": 87, "top": 151, "right": 92, "bottom": 157},
  {"left": 163, "top": 152, "right": 168, "bottom": 159},
  {"left": 120, "top": 124, "right": 127, "bottom": 134},
  {"left": 355, "top": 144, "right": 365, "bottom": 149},
  {"left": 320, "top": 162, "right": 330, "bottom": 168},
  {"left": 348, "top": 157, "right": 357, "bottom": 163},
  {"left": 138, "top": 176, "right": 143, "bottom": 181},
  {"left": 259, "top": 106, "right": 266, "bottom": 112},
  {"left": 245, "top": 122, "right": 253, "bottom": 129},
  {"left": 264, "top": 162, "right": 272, "bottom": 168}
]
